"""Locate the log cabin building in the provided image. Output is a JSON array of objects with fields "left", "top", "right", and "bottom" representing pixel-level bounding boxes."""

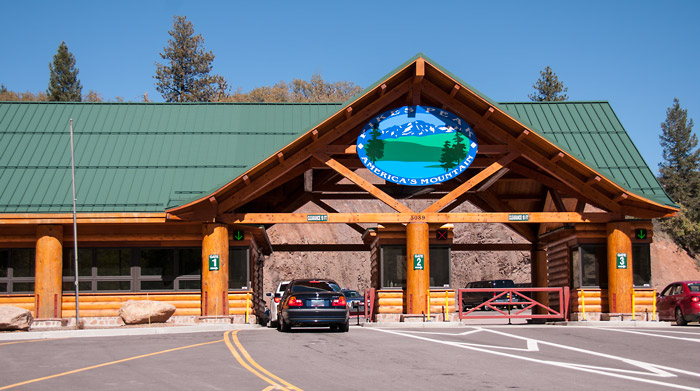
[{"left": 0, "top": 54, "right": 677, "bottom": 325}]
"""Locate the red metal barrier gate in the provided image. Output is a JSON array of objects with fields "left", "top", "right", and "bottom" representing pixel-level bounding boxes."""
[{"left": 458, "top": 287, "right": 570, "bottom": 320}]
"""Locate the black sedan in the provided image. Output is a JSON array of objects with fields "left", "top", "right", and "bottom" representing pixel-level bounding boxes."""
[{"left": 277, "top": 279, "right": 349, "bottom": 332}]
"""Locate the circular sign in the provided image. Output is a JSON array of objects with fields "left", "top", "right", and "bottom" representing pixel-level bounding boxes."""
[{"left": 356, "top": 106, "right": 477, "bottom": 186}]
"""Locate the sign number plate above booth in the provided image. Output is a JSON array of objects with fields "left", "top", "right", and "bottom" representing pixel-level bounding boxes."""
[{"left": 357, "top": 105, "right": 477, "bottom": 186}]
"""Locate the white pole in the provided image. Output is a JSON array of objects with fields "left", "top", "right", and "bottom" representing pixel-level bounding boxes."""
[{"left": 69, "top": 119, "right": 80, "bottom": 327}]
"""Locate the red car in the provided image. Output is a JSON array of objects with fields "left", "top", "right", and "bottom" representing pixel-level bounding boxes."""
[{"left": 657, "top": 281, "right": 700, "bottom": 326}]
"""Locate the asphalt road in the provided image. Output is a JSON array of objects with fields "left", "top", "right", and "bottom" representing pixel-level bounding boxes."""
[{"left": 1, "top": 324, "right": 699, "bottom": 391}]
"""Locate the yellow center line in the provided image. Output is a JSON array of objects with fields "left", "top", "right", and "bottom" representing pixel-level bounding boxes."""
[
  {"left": 224, "top": 330, "right": 303, "bottom": 391},
  {"left": 0, "top": 339, "right": 223, "bottom": 390},
  {"left": 0, "top": 337, "right": 67, "bottom": 346}
]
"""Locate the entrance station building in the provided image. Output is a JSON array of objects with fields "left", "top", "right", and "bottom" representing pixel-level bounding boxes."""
[{"left": 0, "top": 55, "right": 678, "bottom": 325}]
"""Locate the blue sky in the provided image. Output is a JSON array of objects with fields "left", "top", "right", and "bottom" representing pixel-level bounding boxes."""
[{"left": 2, "top": 0, "right": 698, "bottom": 173}]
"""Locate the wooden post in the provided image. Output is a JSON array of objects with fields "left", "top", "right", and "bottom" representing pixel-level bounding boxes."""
[
  {"left": 607, "top": 222, "right": 633, "bottom": 313},
  {"left": 406, "top": 222, "right": 429, "bottom": 314},
  {"left": 530, "top": 247, "right": 548, "bottom": 314},
  {"left": 202, "top": 223, "right": 229, "bottom": 316},
  {"left": 35, "top": 225, "right": 63, "bottom": 319}
]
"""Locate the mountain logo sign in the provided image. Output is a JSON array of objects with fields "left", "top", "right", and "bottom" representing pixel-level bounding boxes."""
[{"left": 356, "top": 105, "right": 478, "bottom": 186}]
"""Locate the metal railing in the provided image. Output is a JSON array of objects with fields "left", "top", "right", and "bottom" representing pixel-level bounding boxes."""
[{"left": 458, "top": 287, "right": 570, "bottom": 320}]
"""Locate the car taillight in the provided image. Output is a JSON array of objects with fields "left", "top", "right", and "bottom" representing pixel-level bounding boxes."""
[
  {"left": 332, "top": 296, "right": 347, "bottom": 307},
  {"left": 274, "top": 297, "right": 280, "bottom": 303},
  {"left": 288, "top": 296, "right": 303, "bottom": 306},
  {"left": 692, "top": 296, "right": 700, "bottom": 303}
]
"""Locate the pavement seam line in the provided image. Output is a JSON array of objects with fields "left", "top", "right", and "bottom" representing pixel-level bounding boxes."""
[
  {"left": 224, "top": 330, "right": 302, "bottom": 391},
  {"left": 0, "top": 339, "right": 222, "bottom": 390},
  {"left": 0, "top": 338, "right": 66, "bottom": 346}
]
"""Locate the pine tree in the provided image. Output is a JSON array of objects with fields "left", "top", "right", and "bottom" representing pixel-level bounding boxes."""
[
  {"left": 658, "top": 98, "right": 700, "bottom": 254},
  {"left": 440, "top": 140, "right": 456, "bottom": 172},
  {"left": 155, "top": 16, "right": 228, "bottom": 102},
  {"left": 529, "top": 66, "right": 568, "bottom": 102},
  {"left": 365, "top": 125, "right": 385, "bottom": 164},
  {"left": 47, "top": 41, "right": 82, "bottom": 102},
  {"left": 659, "top": 98, "right": 699, "bottom": 205},
  {"left": 451, "top": 131, "right": 467, "bottom": 162}
]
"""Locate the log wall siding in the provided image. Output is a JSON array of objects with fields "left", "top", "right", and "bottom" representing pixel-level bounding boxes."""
[
  {"left": 376, "top": 290, "right": 455, "bottom": 314},
  {"left": 0, "top": 292, "right": 253, "bottom": 318},
  {"left": 570, "top": 288, "right": 656, "bottom": 314}
]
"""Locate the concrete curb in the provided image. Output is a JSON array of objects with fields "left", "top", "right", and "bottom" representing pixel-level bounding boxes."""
[{"left": 0, "top": 323, "right": 261, "bottom": 341}]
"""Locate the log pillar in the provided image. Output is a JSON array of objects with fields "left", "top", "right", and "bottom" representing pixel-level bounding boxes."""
[
  {"left": 35, "top": 225, "right": 63, "bottom": 319},
  {"left": 530, "top": 247, "right": 548, "bottom": 314},
  {"left": 202, "top": 223, "right": 229, "bottom": 316},
  {"left": 406, "top": 222, "right": 429, "bottom": 314},
  {"left": 607, "top": 222, "right": 633, "bottom": 313}
]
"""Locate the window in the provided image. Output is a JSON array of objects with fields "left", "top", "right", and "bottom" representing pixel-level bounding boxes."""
[
  {"left": 429, "top": 246, "right": 450, "bottom": 288},
  {"left": 632, "top": 244, "right": 651, "bottom": 287},
  {"left": 62, "top": 246, "right": 249, "bottom": 292},
  {"left": 571, "top": 244, "right": 606, "bottom": 288},
  {"left": 381, "top": 246, "right": 406, "bottom": 288},
  {"left": 380, "top": 245, "right": 451, "bottom": 288},
  {"left": 0, "top": 249, "right": 35, "bottom": 293},
  {"left": 229, "top": 247, "right": 249, "bottom": 290}
]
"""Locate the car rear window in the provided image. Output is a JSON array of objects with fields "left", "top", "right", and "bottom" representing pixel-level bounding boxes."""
[
  {"left": 291, "top": 281, "right": 341, "bottom": 293},
  {"left": 494, "top": 280, "right": 516, "bottom": 288},
  {"left": 688, "top": 283, "right": 700, "bottom": 292}
]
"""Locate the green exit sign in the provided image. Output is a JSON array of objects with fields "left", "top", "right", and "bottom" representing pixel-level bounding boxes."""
[{"left": 636, "top": 229, "right": 647, "bottom": 240}]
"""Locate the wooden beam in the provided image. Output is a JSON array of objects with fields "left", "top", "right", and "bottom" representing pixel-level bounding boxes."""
[
  {"left": 517, "top": 129, "right": 530, "bottom": 141},
  {"left": 326, "top": 145, "right": 357, "bottom": 154},
  {"left": 420, "top": 80, "right": 623, "bottom": 214},
  {"left": 345, "top": 107, "right": 353, "bottom": 119},
  {"left": 477, "top": 145, "right": 509, "bottom": 154},
  {"left": 614, "top": 193, "right": 629, "bottom": 202},
  {"left": 449, "top": 84, "right": 460, "bottom": 97},
  {"left": 0, "top": 213, "right": 166, "bottom": 225},
  {"left": 475, "top": 167, "right": 509, "bottom": 192},
  {"left": 585, "top": 176, "right": 601, "bottom": 186},
  {"left": 483, "top": 107, "right": 494, "bottom": 120},
  {"left": 242, "top": 175, "right": 251, "bottom": 185},
  {"left": 414, "top": 58, "right": 425, "bottom": 84},
  {"left": 550, "top": 152, "right": 565, "bottom": 164},
  {"left": 312, "top": 151, "right": 413, "bottom": 213},
  {"left": 219, "top": 212, "right": 618, "bottom": 225},
  {"left": 379, "top": 83, "right": 387, "bottom": 97},
  {"left": 422, "top": 152, "right": 519, "bottom": 213},
  {"left": 468, "top": 191, "right": 538, "bottom": 242},
  {"left": 277, "top": 152, "right": 284, "bottom": 163},
  {"left": 311, "top": 197, "right": 366, "bottom": 235},
  {"left": 213, "top": 78, "right": 414, "bottom": 214}
]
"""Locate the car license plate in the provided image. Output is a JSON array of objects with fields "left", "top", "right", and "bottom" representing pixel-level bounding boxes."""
[{"left": 309, "top": 299, "right": 325, "bottom": 307}]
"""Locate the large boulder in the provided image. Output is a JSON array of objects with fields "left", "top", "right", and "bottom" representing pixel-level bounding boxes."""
[
  {"left": 0, "top": 306, "right": 33, "bottom": 331},
  {"left": 119, "top": 300, "right": 176, "bottom": 325}
]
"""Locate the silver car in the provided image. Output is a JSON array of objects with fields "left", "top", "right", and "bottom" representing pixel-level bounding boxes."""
[{"left": 266, "top": 281, "right": 290, "bottom": 327}]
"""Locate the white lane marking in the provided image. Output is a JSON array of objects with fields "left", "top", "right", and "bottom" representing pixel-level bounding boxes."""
[
  {"left": 597, "top": 328, "right": 700, "bottom": 342},
  {"left": 369, "top": 327, "right": 699, "bottom": 391},
  {"left": 481, "top": 327, "right": 699, "bottom": 378}
]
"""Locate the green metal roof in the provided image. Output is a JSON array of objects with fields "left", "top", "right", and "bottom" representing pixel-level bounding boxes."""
[
  {"left": 0, "top": 102, "right": 341, "bottom": 213},
  {"left": 499, "top": 101, "right": 676, "bottom": 208},
  {"left": 0, "top": 61, "right": 675, "bottom": 213}
]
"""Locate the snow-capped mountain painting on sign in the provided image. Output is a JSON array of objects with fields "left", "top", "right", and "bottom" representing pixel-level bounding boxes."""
[{"left": 356, "top": 105, "right": 478, "bottom": 186}]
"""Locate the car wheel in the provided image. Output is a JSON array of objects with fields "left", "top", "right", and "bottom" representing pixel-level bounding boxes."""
[
  {"left": 270, "top": 320, "right": 278, "bottom": 328},
  {"left": 280, "top": 316, "right": 291, "bottom": 332},
  {"left": 675, "top": 308, "right": 687, "bottom": 326},
  {"left": 341, "top": 320, "right": 349, "bottom": 332}
]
